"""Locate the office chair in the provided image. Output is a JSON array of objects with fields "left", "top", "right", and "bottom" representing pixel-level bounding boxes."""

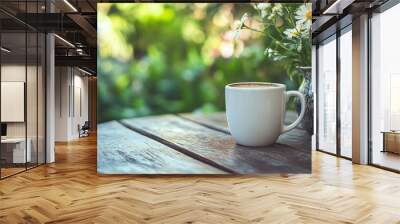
[{"left": 79, "top": 121, "right": 90, "bottom": 138}]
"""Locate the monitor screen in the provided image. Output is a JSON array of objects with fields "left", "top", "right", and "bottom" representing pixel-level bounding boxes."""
[{"left": 1, "top": 123, "right": 7, "bottom": 137}]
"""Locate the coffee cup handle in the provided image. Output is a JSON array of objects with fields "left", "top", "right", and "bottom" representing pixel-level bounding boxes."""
[{"left": 282, "top": 91, "right": 305, "bottom": 133}]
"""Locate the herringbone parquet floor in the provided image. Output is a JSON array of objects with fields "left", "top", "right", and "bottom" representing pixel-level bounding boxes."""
[{"left": 1, "top": 134, "right": 400, "bottom": 224}]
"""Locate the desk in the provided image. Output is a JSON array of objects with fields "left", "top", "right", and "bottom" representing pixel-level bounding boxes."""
[
  {"left": 382, "top": 131, "right": 400, "bottom": 154},
  {"left": 1, "top": 138, "right": 31, "bottom": 163}
]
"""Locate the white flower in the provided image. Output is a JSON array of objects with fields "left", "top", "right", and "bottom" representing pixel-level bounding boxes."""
[
  {"left": 261, "top": 10, "right": 267, "bottom": 18},
  {"left": 267, "top": 4, "right": 283, "bottom": 20},
  {"left": 271, "top": 4, "right": 283, "bottom": 15},
  {"left": 283, "top": 26, "right": 301, "bottom": 39},
  {"left": 240, "top": 13, "right": 248, "bottom": 25},
  {"left": 295, "top": 4, "right": 312, "bottom": 29},
  {"left": 255, "top": 3, "right": 271, "bottom": 10},
  {"left": 264, "top": 48, "right": 273, "bottom": 56},
  {"left": 300, "top": 26, "right": 310, "bottom": 38},
  {"left": 297, "top": 43, "right": 302, "bottom": 52},
  {"left": 233, "top": 13, "right": 248, "bottom": 39}
]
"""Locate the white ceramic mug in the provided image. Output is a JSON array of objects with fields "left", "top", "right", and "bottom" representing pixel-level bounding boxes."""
[{"left": 225, "top": 82, "right": 305, "bottom": 147}]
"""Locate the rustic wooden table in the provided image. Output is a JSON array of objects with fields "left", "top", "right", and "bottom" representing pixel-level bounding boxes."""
[{"left": 98, "top": 112, "right": 311, "bottom": 174}]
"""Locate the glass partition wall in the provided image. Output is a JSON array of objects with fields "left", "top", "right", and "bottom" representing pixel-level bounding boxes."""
[
  {"left": 317, "top": 35, "right": 337, "bottom": 155},
  {"left": 316, "top": 26, "right": 352, "bottom": 159},
  {"left": 339, "top": 27, "right": 352, "bottom": 159},
  {"left": 0, "top": 2, "right": 46, "bottom": 179},
  {"left": 315, "top": 0, "right": 400, "bottom": 172},
  {"left": 370, "top": 3, "right": 400, "bottom": 171}
]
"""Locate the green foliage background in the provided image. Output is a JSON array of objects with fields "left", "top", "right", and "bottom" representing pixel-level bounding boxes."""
[{"left": 98, "top": 3, "right": 310, "bottom": 123}]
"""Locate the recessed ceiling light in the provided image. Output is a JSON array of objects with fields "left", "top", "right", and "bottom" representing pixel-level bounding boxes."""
[
  {"left": 323, "top": 0, "right": 355, "bottom": 15},
  {"left": 63, "top": 0, "right": 78, "bottom": 12},
  {"left": 78, "top": 67, "right": 92, "bottom": 76},
  {"left": 1, "top": 47, "right": 11, "bottom": 53},
  {"left": 54, "top": 34, "right": 75, "bottom": 48}
]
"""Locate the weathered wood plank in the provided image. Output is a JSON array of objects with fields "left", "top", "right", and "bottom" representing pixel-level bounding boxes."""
[
  {"left": 121, "top": 115, "right": 311, "bottom": 174},
  {"left": 178, "top": 112, "right": 229, "bottom": 134},
  {"left": 98, "top": 121, "right": 225, "bottom": 174},
  {"left": 180, "top": 112, "right": 311, "bottom": 152}
]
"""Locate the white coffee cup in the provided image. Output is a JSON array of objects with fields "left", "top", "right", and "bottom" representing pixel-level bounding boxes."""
[{"left": 225, "top": 82, "right": 305, "bottom": 147}]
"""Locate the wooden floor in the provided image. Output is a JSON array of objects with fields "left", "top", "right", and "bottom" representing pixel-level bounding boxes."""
[
  {"left": 1, "top": 167, "right": 26, "bottom": 178},
  {"left": 373, "top": 150, "right": 400, "bottom": 171},
  {"left": 1, "top": 135, "right": 400, "bottom": 223}
]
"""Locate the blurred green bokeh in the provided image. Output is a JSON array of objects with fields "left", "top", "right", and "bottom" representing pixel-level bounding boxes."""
[{"left": 98, "top": 3, "right": 310, "bottom": 123}]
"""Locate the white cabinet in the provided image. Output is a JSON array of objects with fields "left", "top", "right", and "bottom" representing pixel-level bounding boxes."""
[{"left": 1, "top": 138, "right": 31, "bottom": 163}]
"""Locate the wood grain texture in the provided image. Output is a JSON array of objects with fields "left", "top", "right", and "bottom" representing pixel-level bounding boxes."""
[
  {"left": 98, "top": 121, "right": 224, "bottom": 174},
  {"left": 178, "top": 112, "right": 230, "bottom": 133},
  {"left": 121, "top": 114, "right": 310, "bottom": 174},
  {"left": 1, "top": 135, "right": 400, "bottom": 223},
  {"left": 180, "top": 112, "right": 310, "bottom": 151}
]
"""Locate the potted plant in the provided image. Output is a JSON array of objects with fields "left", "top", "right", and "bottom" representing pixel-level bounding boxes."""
[{"left": 234, "top": 3, "right": 313, "bottom": 134}]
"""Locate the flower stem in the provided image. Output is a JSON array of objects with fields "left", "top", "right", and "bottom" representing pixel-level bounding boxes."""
[{"left": 243, "top": 25, "right": 289, "bottom": 51}]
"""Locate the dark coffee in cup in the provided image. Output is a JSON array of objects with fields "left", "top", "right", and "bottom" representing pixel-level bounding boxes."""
[{"left": 229, "top": 83, "right": 275, "bottom": 88}]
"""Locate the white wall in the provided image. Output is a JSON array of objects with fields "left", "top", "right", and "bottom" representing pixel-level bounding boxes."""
[
  {"left": 55, "top": 67, "right": 89, "bottom": 141},
  {"left": 1, "top": 65, "right": 26, "bottom": 139},
  {"left": 1, "top": 65, "right": 40, "bottom": 138},
  {"left": 55, "top": 66, "right": 70, "bottom": 141},
  {"left": 72, "top": 73, "right": 89, "bottom": 138}
]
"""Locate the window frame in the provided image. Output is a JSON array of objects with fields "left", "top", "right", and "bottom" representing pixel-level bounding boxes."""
[{"left": 315, "top": 23, "right": 353, "bottom": 161}]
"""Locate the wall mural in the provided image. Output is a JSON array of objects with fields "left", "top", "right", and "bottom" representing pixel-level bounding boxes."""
[{"left": 97, "top": 3, "right": 312, "bottom": 174}]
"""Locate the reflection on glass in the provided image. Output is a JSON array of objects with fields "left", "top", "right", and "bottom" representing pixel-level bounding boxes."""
[
  {"left": 318, "top": 37, "right": 337, "bottom": 154},
  {"left": 38, "top": 33, "right": 46, "bottom": 165},
  {"left": 0, "top": 1, "right": 47, "bottom": 179},
  {"left": 371, "top": 3, "right": 400, "bottom": 171},
  {"left": 1, "top": 31, "right": 27, "bottom": 177},
  {"left": 340, "top": 29, "right": 352, "bottom": 158},
  {"left": 390, "top": 75, "right": 400, "bottom": 130},
  {"left": 27, "top": 31, "right": 38, "bottom": 169}
]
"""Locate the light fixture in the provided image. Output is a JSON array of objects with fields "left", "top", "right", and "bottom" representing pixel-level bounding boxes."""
[
  {"left": 322, "top": 0, "right": 354, "bottom": 15},
  {"left": 63, "top": 0, "right": 78, "bottom": 12},
  {"left": 54, "top": 34, "right": 75, "bottom": 48},
  {"left": 1, "top": 47, "right": 11, "bottom": 53},
  {"left": 78, "top": 67, "right": 92, "bottom": 76}
]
